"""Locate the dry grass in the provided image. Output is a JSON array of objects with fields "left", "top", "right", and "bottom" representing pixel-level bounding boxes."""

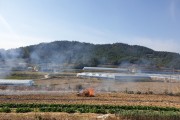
[
  {"left": 0, "top": 113, "right": 118, "bottom": 120},
  {"left": 34, "top": 77, "right": 180, "bottom": 94}
]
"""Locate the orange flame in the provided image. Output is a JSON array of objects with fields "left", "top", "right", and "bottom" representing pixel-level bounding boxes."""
[
  {"left": 83, "top": 88, "right": 95, "bottom": 97},
  {"left": 87, "top": 88, "right": 95, "bottom": 97}
]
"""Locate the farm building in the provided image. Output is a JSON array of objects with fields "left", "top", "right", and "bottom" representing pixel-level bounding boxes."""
[
  {"left": 83, "top": 67, "right": 130, "bottom": 72},
  {"left": 0, "top": 79, "right": 34, "bottom": 86},
  {"left": 77, "top": 72, "right": 151, "bottom": 81},
  {"left": 77, "top": 67, "right": 180, "bottom": 82}
]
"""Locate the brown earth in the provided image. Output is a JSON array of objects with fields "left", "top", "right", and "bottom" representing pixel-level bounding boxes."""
[
  {"left": 0, "top": 113, "right": 118, "bottom": 120},
  {"left": 0, "top": 92, "right": 179, "bottom": 108},
  {"left": 34, "top": 76, "right": 180, "bottom": 94},
  {"left": 0, "top": 76, "right": 180, "bottom": 108},
  {"left": 0, "top": 76, "right": 180, "bottom": 120}
]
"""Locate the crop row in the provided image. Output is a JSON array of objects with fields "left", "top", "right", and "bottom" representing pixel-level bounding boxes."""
[
  {"left": 117, "top": 110, "right": 180, "bottom": 120},
  {"left": 0, "top": 103, "right": 179, "bottom": 112},
  {"left": 0, "top": 107, "right": 180, "bottom": 120},
  {"left": 0, "top": 104, "right": 180, "bottom": 120}
]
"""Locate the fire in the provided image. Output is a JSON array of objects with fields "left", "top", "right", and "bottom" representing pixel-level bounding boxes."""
[
  {"left": 77, "top": 88, "right": 95, "bottom": 97},
  {"left": 86, "top": 88, "right": 95, "bottom": 97}
]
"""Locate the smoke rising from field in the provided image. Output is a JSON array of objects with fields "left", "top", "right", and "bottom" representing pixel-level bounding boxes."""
[
  {"left": 0, "top": 48, "right": 25, "bottom": 78},
  {"left": 0, "top": 41, "right": 179, "bottom": 96},
  {"left": 27, "top": 41, "right": 95, "bottom": 72},
  {"left": 0, "top": 41, "right": 94, "bottom": 77}
]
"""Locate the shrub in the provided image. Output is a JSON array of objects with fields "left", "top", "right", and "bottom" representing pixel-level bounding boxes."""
[
  {"left": 127, "top": 91, "right": 134, "bottom": 94},
  {"left": 136, "top": 91, "right": 142, "bottom": 94},
  {"left": 148, "top": 91, "right": 154, "bottom": 94},
  {"left": 167, "top": 92, "right": 174, "bottom": 96},
  {"left": 174, "top": 92, "right": 180, "bottom": 96}
]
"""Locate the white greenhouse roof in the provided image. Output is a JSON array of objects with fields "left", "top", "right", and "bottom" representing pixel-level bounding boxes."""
[{"left": 0, "top": 79, "right": 34, "bottom": 85}]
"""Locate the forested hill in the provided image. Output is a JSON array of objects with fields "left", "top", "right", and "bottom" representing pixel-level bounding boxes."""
[{"left": 0, "top": 41, "right": 180, "bottom": 69}]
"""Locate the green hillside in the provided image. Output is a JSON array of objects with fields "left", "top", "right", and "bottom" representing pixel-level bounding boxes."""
[{"left": 0, "top": 41, "right": 180, "bottom": 69}]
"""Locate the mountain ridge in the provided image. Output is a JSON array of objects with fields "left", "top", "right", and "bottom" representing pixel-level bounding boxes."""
[{"left": 0, "top": 40, "right": 180, "bottom": 69}]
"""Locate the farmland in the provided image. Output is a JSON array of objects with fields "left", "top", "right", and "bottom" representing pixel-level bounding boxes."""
[
  {"left": 0, "top": 103, "right": 179, "bottom": 120},
  {"left": 0, "top": 72, "right": 180, "bottom": 119},
  {"left": 0, "top": 103, "right": 179, "bottom": 119},
  {"left": 0, "top": 93, "right": 179, "bottom": 108}
]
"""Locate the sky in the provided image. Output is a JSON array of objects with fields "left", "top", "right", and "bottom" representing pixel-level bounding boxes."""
[{"left": 0, "top": 0, "right": 180, "bottom": 53}]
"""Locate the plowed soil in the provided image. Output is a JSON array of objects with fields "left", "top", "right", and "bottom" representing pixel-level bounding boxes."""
[{"left": 0, "top": 92, "right": 179, "bottom": 108}]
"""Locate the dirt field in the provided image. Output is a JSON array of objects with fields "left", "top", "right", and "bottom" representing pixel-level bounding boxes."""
[
  {"left": 0, "top": 76, "right": 180, "bottom": 108},
  {"left": 0, "top": 112, "right": 117, "bottom": 120},
  {"left": 34, "top": 76, "right": 180, "bottom": 94},
  {"left": 0, "top": 75, "right": 180, "bottom": 120},
  {"left": 0, "top": 92, "right": 179, "bottom": 108}
]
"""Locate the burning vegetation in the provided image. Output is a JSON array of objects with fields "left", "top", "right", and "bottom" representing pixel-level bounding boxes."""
[{"left": 77, "top": 88, "right": 95, "bottom": 97}]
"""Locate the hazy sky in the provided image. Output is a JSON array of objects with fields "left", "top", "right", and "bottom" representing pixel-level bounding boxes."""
[{"left": 0, "top": 0, "right": 179, "bottom": 53}]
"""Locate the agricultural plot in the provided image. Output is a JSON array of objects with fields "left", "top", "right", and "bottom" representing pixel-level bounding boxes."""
[
  {"left": 0, "top": 103, "right": 179, "bottom": 120},
  {"left": 0, "top": 93, "right": 179, "bottom": 108},
  {"left": 0, "top": 73, "right": 180, "bottom": 120},
  {"left": 34, "top": 75, "right": 180, "bottom": 95}
]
